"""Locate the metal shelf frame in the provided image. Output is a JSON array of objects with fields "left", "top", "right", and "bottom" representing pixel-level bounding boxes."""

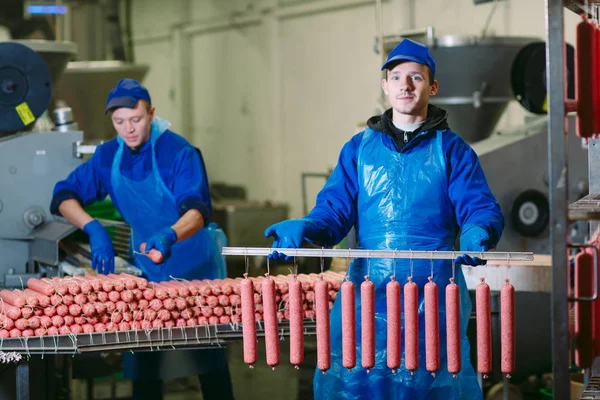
[{"left": 547, "top": 1, "right": 600, "bottom": 398}]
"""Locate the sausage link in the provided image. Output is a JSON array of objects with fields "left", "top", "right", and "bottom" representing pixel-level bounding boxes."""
[
  {"left": 262, "top": 275, "right": 280, "bottom": 369},
  {"left": 341, "top": 278, "right": 356, "bottom": 371},
  {"left": 446, "top": 278, "right": 461, "bottom": 377},
  {"left": 476, "top": 278, "right": 492, "bottom": 377},
  {"left": 404, "top": 278, "right": 419, "bottom": 373},
  {"left": 385, "top": 277, "right": 400, "bottom": 374},
  {"left": 361, "top": 276, "right": 376, "bottom": 373},
  {"left": 501, "top": 279, "right": 516, "bottom": 377},
  {"left": 425, "top": 277, "right": 440, "bottom": 376},
  {"left": 576, "top": 19, "right": 595, "bottom": 138},
  {"left": 289, "top": 278, "right": 304, "bottom": 368},
  {"left": 315, "top": 278, "right": 331, "bottom": 373},
  {"left": 240, "top": 275, "right": 256, "bottom": 367}
]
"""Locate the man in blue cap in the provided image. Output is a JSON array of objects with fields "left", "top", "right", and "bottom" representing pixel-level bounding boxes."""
[
  {"left": 50, "top": 78, "right": 235, "bottom": 400},
  {"left": 265, "top": 39, "right": 503, "bottom": 399}
]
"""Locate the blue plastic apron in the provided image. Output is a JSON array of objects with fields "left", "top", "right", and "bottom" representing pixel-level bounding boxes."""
[
  {"left": 313, "top": 129, "right": 482, "bottom": 399},
  {"left": 111, "top": 118, "right": 228, "bottom": 380}
]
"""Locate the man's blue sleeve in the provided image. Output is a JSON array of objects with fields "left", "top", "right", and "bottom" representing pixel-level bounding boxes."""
[
  {"left": 170, "top": 146, "right": 212, "bottom": 223},
  {"left": 50, "top": 149, "right": 109, "bottom": 216},
  {"left": 445, "top": 133, "right": 504, "bottom": 245},
  {"left": 304, "top": 134, "right": 362, "bottom": 247}
]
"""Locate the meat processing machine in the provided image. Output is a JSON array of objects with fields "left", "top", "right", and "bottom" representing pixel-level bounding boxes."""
[{"left": 0, "top": 39, "right": 88, "bottom": 287}]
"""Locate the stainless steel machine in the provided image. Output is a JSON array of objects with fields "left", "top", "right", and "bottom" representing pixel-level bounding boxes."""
[{"left": 0, "top": 39, "right": 89, "bottom": 287}]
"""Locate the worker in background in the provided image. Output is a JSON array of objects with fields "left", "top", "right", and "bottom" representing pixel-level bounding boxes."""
[
  {"left": 50, "top": 79, "right": 235, "bottom": 400},
  {"left": 265, "top": 39, "right": 504, "bottom": 399}
]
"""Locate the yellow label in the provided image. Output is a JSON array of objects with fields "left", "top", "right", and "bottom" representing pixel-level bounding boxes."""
[
  {"left": 15, "top": 102, "right": 35, "bottom": 126},
  {"left": 542, "top": 94, "right": 548, "bottom": 112}
]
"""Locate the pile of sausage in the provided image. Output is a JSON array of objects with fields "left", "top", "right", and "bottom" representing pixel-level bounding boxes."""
[
  {"left": 241, "top": 273, "right": 516, "bottom": 380},
  {"left": 0, "top": 272, "right": 344, "bottom": 340}
]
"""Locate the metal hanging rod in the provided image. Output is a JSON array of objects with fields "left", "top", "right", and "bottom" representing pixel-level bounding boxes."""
[{"left": 221, "top": 247, "right": 535, "bottom": 261}]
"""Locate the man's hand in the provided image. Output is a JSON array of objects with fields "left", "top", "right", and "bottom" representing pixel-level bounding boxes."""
[
  {"left": 455, "top": 226, "right": 492, "bottom": 266},
  {"left": 146, "top": 227, "right": 178, "bottom": 260},
  {"left": 83, "top": 220, "right": 116, "bottom": 274},
  {"left": 264, "top": 219, "right": 308, "bottom": 261}
]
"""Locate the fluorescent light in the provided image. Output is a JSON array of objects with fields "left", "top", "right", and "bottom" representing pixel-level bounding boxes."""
[{"left": 26, "top": 5, "right": 67, "bottom": 15}]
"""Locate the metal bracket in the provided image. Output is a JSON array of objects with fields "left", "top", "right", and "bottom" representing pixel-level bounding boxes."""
[
  {"left": 73, "top": 141, "right": 97, "bottom": 159},
  {"left": 568, "top": 243, "right": 599, "bottom": 302}
]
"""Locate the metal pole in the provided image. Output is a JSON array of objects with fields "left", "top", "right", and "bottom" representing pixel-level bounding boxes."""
[
  {"left": 545, "top": 0, "right": 570, "bottom": 399},
  {"left": 16, "top": 363, "right": 29, "bottom": 400}
]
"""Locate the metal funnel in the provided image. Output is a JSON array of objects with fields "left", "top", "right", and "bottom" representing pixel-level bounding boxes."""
[
  {"left": 6, "top": 40, "right": 77, "bottom": 88},
  {"left": 384, "top": 35, "right": 539, "bottom": 144},
  {"left": 53, "top": 61, "right": 149, "bottom": 143}
]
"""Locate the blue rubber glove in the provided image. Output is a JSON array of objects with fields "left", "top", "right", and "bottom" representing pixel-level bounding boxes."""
[
  {"left": 146, "top": 227, "right": 178, "bottom": 260},
  {"left": 455, "top": 226, "right": 492, "bottom": 266},
  {"left": 264, "top": 219, "right": 308, "bottom": 261},
  {"left": 83, "top": 219, "right": 115, "bottom": 274}
]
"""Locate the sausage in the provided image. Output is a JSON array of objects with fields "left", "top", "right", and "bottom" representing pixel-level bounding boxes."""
[
  {"left": 240, "top": 276, "right": 257, "bottom": 367},
  {"left": 575, "top": 252, "right": 594, "bottom": 369},
  {"left": 360, "top": 275, "right": 375, "bottom": 374},
  {"left": 576, "top": 19, "right": 595, "bottom": 138},
  {"left": 56, "top": 305, "right": 69, "bottom": 317},
  {"left": 476, "top": 278, "right": 492, "bottom": 378},
  {"left": 501, "top": 279, "right": 516, "bottom": 377},
  {"left": 289, "top": 277, "right": 304, "bottom": 369},
  {"left": 262, "top": 276, "right": 280, "bottom": 369},
  {"left": 0, "top": 289, "right": 26, "bottom": 308},
  {"left": 24, "top": 289, "right": 50, "bottom": 308},
  {"left": 143, "top": 289, "right": 155, "bottom": 301},
  {"left": 74, "top": 294, "right": 88, "bottom": 305},
  {"left": 63, "top": 315, "right": 74, "bottom": 326},
  {"left": 425, "top": 278, "right": 440, "bottom": 376},
  {"left": 341, "top": 278, "right": 356, "bottom": 371},
  {"left": 385, "top": 277, "right": 400, "bottom": 374},
  {"left": 62, "top": 294, "right": 74, "bottom": 306},
  {"left": 108, "top": 291, "right": 120, "bottom": 303},
  {"left": 120, "top": 291, "right": 134, "bottom": 303},
  {"left": 70, "top": 324, "right": 83, "bottom": 334},
  {"left": 14, "top": 289, "right": 38, "bottom": 308},
  {"left": 404, "top": 278, "right": 419, "bottom": 373},
  {"left": 446, "top": 278, "right": 461, "bottom": 377},
  {"left": 140, "top": 243, "right": 163, "bottom": 264},
  {"left": 0, "top": 302, "right": 21, "bottom": 320},
  {"left": 27, "top": 278, "right": 55, "bottom": 296},
  {"left": 82, "top": 324, "right": 95, "bottom": 333},
  {"left": 47, "top": 277, "right": 68, "bottom": 296}
]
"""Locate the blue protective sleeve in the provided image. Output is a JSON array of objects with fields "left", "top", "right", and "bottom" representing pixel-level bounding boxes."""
[
  {"left": 444, "top": 132, "right": 504, "bottom": 245},
  {"left": 50, "top": 148, "right": 109, "bottom": 216},
  {"left": 170, "top": 146, "right": 212, "bottom": 223},
  {"left": 304, "top": 133, "right": 363, "bottom": 247}
]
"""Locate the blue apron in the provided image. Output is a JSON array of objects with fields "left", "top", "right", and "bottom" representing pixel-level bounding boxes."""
[
  {"left": 313, "top": 129, "right": 482, "bottom": 399},
  {"left": 112, "top": 117, "right": 228, "bottom": 380}
]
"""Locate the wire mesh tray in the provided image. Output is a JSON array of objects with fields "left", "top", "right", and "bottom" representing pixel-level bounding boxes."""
[{"left": 0, "top": 320, "right": 316, "bottom": 355}]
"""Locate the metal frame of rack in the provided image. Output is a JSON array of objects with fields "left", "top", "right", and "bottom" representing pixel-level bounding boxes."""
[{"left": 548, "top": 1, "right": 600, "bottom": 398}]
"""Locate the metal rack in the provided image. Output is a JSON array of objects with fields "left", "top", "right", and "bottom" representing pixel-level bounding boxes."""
[
  {"left": 222, "top": 247, "right": 534, "bottom": 261},
  {"left": 0, "top": 321, "right": 316, "bottom": 356},
  {"left": 548, "top": 1, "right": 600, "bottom": 398}
]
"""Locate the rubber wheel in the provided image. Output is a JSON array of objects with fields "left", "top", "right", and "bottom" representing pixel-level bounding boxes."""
[{"left": 511, "top": 189, "right": 549, "bottom": 238}]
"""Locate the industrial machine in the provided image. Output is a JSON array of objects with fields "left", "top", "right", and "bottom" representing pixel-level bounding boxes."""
[{"left": 0, "top": 39, "right": 87, "bottom": 287}]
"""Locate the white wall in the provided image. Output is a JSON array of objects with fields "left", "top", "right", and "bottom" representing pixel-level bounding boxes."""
[{"left": 130, "top": 0, "right": 581, "bottom": 219}]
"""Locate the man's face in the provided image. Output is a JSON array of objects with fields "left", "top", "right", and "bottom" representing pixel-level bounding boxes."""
[
  {"left": 382, "top": 61, "right": 438, "bottom": 117},
  {"left": 111, "top": 100, "right": 155, "bottom": 149}
]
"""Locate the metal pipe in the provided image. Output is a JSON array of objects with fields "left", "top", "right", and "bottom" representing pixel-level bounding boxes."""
[
  {"left": 545, "top": 0, "right": 570, "bottom": 398},
  {"left": 221, "top": 247, "right": 534, "bottom": 261}
]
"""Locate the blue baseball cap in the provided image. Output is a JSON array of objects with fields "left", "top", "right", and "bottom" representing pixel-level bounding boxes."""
[
  {"left": 381, "top": 38, "right": 436, "bottom": 78},
  {"left": 105, "top": 78, "right": 151, "bottom": 114}
]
